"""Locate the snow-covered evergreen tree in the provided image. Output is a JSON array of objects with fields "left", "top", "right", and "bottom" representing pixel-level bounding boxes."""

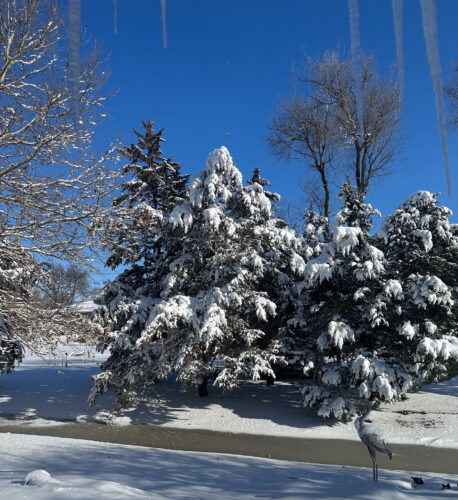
[
  {"left": 104, "top": 119, "right": 189, "bottom": 269},
  {"left": 291, "top": 182, "right": 386, "bottom": 419},
  {"left": 89, "top": 122, "right": 189, "bottom": 403},
  {"left": 223, "top": 167, "right": 307, "bottom": 386},
  {"left": 288, "top": 186, "right": 457, "bottom": 420},
  {"left": 302, "top": 206, "right": 330, "bottom": 258},
  {"left": 89, "top": 147, "right": 306, "bottom": 406},
  {"left": 375, "top": 191, "right": 458, "bottom": 385}
]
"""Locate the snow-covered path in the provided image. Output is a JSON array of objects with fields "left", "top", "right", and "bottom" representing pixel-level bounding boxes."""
[{"left": 1, "top": 433, "right": 458, "bottom": 500}]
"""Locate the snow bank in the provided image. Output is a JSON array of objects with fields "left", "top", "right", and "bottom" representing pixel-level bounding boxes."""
[{"left": 1, "top": 433, "right": 457, "bottom": 500}]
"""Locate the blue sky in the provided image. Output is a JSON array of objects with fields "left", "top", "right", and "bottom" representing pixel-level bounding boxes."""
[{"left": 80, "top": 0, "right": 457, "bottom": 227}]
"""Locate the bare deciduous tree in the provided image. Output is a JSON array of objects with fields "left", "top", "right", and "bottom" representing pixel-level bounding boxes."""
[
  {"left": 0, "top": 0, "right": 117, "bottom": 361},
  {"left": 267, "top": 95, "right": 336, "bottom": 222},
  {"left": 0, "top": 0, "right": 116, "bottom": 259},
  {"left": 38, "top": 263, "right": 92, "bottom": 308},
  {"left": 267, "top": 51, "right": 402, "bottom": 219},
  {"left": 307, "top": 51, "right": 402, "bottom": 194}
]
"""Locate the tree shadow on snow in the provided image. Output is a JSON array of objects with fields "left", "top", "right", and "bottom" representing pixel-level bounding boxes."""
[
  {"left": 419, "top": 375, "right": 458, "bottom": 397},
  {"left": 2, "top": 436, "right": 455, "bottom": 499},
  {"left": 0, "top": 364, "right": 343, "bottom": 430},
  {"left": 121, "top": 377, "right": 341, "bottom": 430}
]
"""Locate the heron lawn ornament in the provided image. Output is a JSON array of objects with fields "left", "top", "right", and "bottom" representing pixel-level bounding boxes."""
[{"left": 354, "top": 406, "right": 392, "bottom": 482}]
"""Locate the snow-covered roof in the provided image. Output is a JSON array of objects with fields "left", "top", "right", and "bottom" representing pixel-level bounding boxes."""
[{"left": 72, "top": 300, "right": 97, "bottom": 313}]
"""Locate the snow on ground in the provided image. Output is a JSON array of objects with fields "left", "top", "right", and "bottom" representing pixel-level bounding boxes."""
[
  {"left": 0, "top": 356, "right": 456, "bottom": 449},
  {"left": 1, "top": 433, "right": 457, "bottom": 500}
]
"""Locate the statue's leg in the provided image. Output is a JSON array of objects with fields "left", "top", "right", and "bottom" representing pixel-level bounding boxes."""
[{"left": 367, "top": 446, "right": 377, "bottom": 482}]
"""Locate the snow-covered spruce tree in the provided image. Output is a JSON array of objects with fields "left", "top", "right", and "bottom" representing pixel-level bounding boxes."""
[
  {"left": 375, "top": 191, "right": 458, "bottom": 384},
  {"left": 89, "top": 147, "right": 306, "bottom": 405},
  {"left": 292, "top": 186, "right": 457, "bottom": 420},
  {"left": 102, "top": 119, "right": 189, "bottom": 270},
  {"left": 275, "top": 206, "right": 329, "bottom": 374},
  {"left": 89, "top": 122, "right": 189, "bottom": 405},
  {"left": 220, "top": 167, "right": 307, "bottom": 386},
  {"left": 291, "top": 182, "right": 387, "bottom": 419}
]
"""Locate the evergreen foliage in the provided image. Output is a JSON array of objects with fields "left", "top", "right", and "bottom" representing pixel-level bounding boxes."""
[
  {"left": 285, "top": 185, "right": 458, "bottom": 419},
  {"left": 376, "top": 191, "right": 458, "bottom": 384},
  {"left": 0, "top": 243, "right": 26, "bottom": 373},
  {"left": 105, "top": 119, "right": 189, "bottom": 270},
  {"left": 89, "top": 121, "right": 189, "bottom": 403},
  {"left": 90, "top": 136, "right": 457, "bottom": 420},
  {"left": 90, "top": 147, "right": 306, "bottom": 406}
]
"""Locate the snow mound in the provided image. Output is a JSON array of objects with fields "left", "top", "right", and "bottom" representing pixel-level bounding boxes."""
[
  {"left": 23, "top": 467, "right": 153, "bottom": 499},
  {"left": 25, "top": 469, "right": 53, "bottom": 486}
]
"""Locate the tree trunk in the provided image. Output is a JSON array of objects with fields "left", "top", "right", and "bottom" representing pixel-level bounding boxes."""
[
  {"left": 197, "top": 376, "right": 209, "bottom": 397},
  {"left": 354, "top": 143, "right": 362, "bottom": 193},
  {"left": 360, "top": 146, "right": 369, "bottom": 194},
  {"left": 314, "top": 353, "right": 323, "bottom": 383},
  {"left": 265, "top": 374, "right": 275, "bottom": 387},
  {"left": 318, "top": 164, "right": 331, "bottom": 237}
]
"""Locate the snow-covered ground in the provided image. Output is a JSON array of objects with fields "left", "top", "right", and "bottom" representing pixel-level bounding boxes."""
[
  {"left": 0, "top": 356, "right": 457, "bottom": 498},
  {"left": 0, "top": 357, "right": 456, "bottom": 449},
  {"left": 1, "top": 433, "right": 457, "bottom": 500}
]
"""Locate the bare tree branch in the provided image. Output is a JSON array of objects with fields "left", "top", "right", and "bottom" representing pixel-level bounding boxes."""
[
  {"left": 267, "top": 51, "right": 403, "bottom": 222},
  {"left": 445, "top": 59, "right": 458, "bottom": 130},
  {"left": 0, "top": 0, "right": 118, "bottom": 360}
]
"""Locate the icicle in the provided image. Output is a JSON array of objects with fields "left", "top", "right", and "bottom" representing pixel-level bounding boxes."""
[
  {"left": 113, "top": 0, "right": 118, "bottom": 34},
  {"left": 420, "top": 0, "right": 451, "bottom": 196},
  {"left": 348, "top": 0, "right": 364, "bottom": 137},
  {"left": 391, "top": 0, "right": 404, "bottom": 102},
  {"left": 161, "top": 0, "right": 167, "bottom": 49},
  {"left": 68, "top": 0, "right": 81, "bottom": 137}
]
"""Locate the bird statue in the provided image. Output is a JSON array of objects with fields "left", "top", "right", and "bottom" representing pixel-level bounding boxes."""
[{"left": 354, "top": 405, "right": 392, "bottom": 481}]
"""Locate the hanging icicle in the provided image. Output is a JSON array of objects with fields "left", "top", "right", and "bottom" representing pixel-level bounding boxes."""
[
  {"left": 391, "top": 0, "right": 404, "bottom": 102},
  {"left": 161, "top": 0, "right": 167, "bottom": 49},
  {"left": 68, "top": 0, "right": 81, "bottom": 137},
  {"left": 420, "top": 0, "right": 452, "bottom": 196},
  {"left": 113, "top": 0, "right": 118, "bottom": 34},
  {"left": 348, "top": 0, "right": 364, "bottom": 138}
]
